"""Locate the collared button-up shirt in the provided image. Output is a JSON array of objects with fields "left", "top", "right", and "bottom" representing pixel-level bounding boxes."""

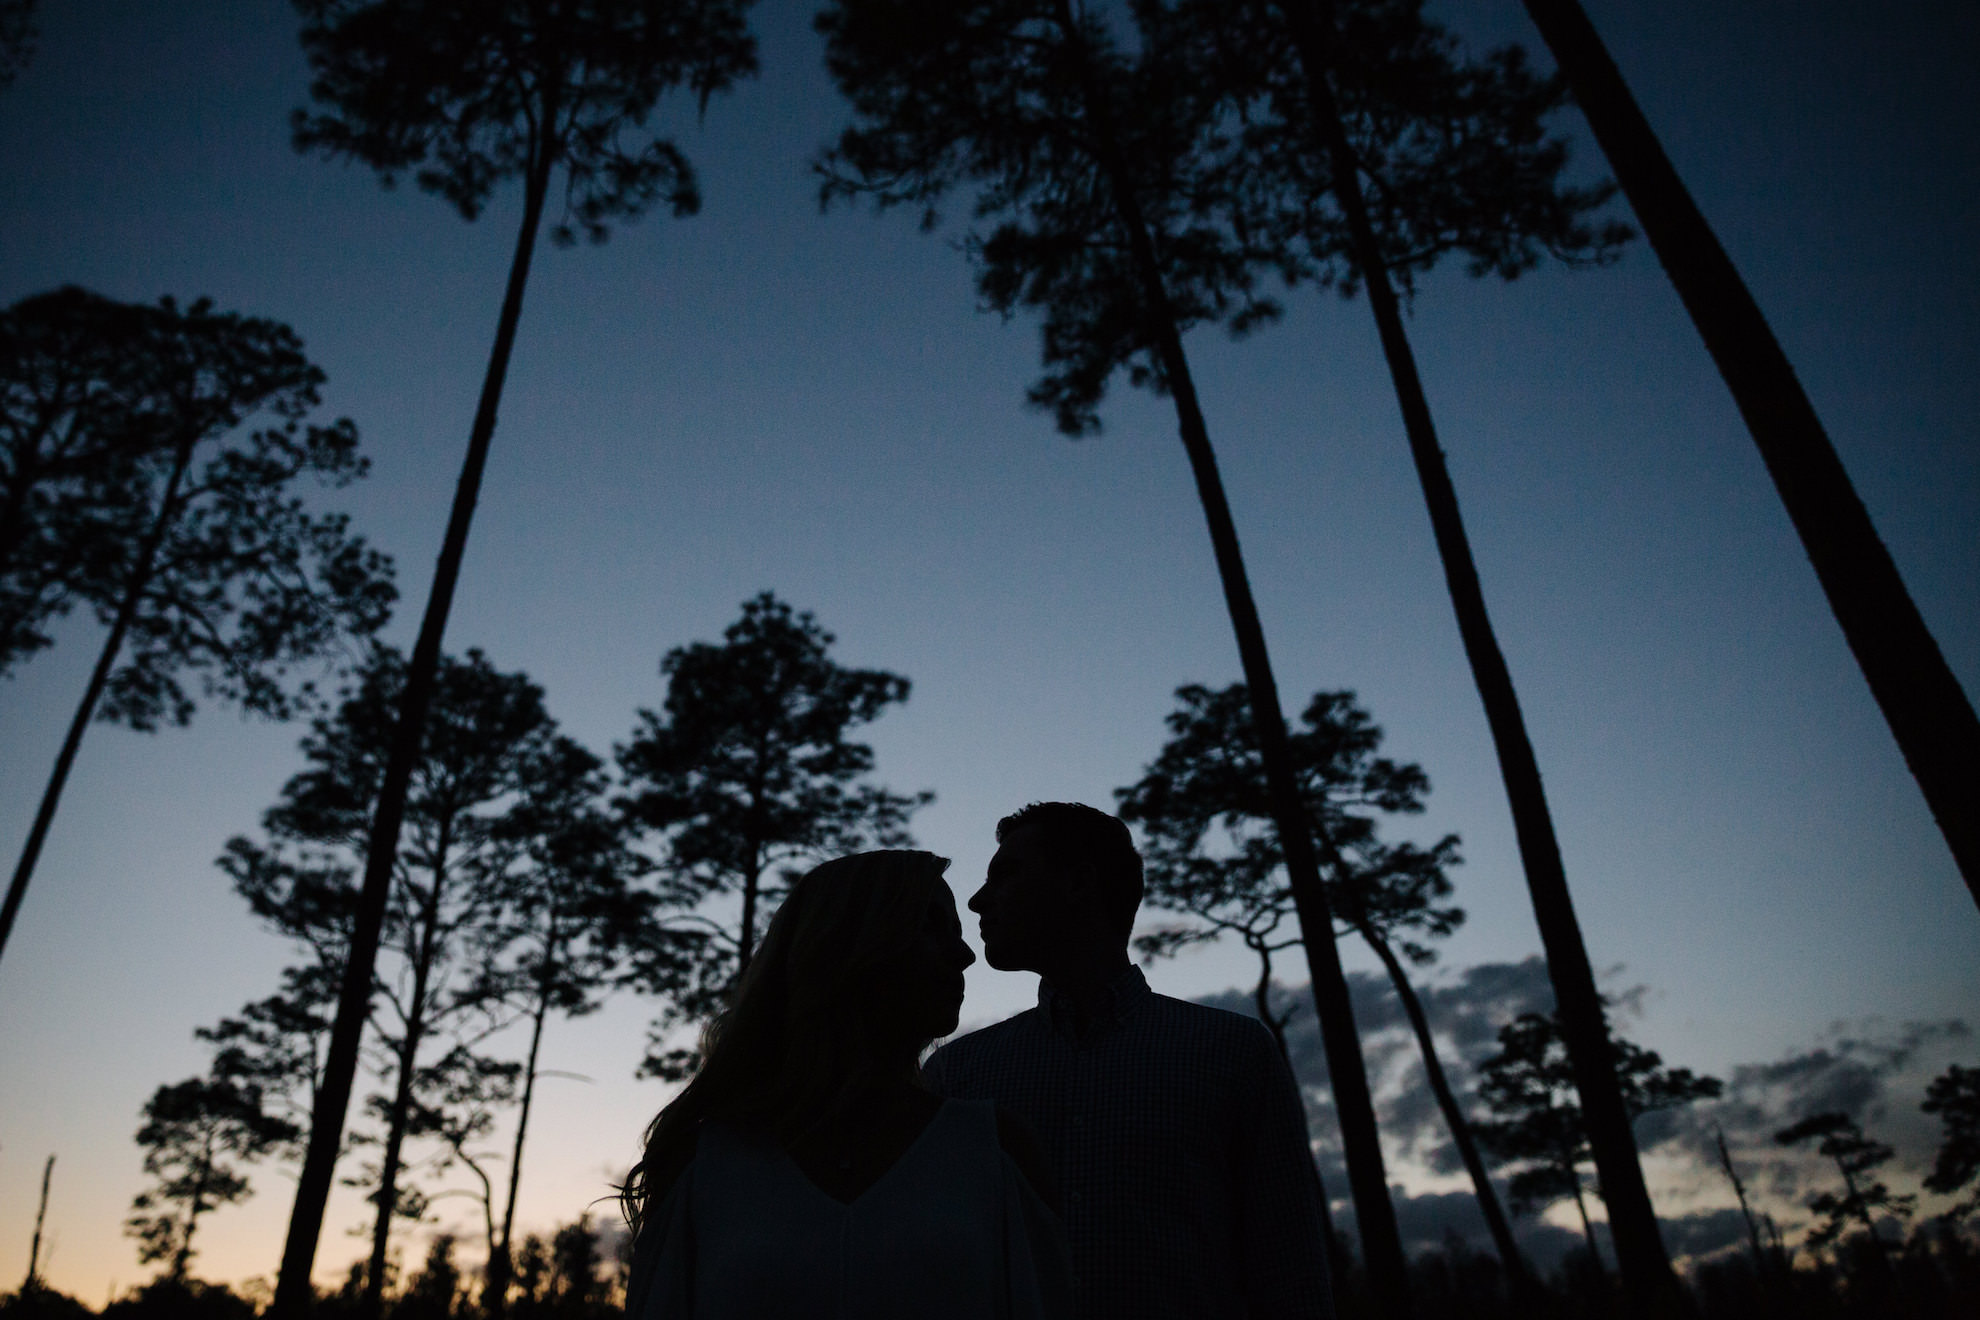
[{"left": 923, "top": 965, "right": 1335, "bottom": 1320}]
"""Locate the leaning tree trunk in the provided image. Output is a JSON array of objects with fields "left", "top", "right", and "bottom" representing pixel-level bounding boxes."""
[
  {"left": 271, "top": 144, "right": 555, "bottom": 1319},
  {"left": 363, "top": 852, "right": 446, "bottom": 1320},
  {"left": 486, "top": 947, "right": 558, "bottom": 1317},
  {"left": 1359, "top": 926, "right": 1535, "bottom": 1295},
  {"left": 1049, "top": 6, "right": 1410, "bottom": 1315},
  {"left": 0, "top": 437, "right": 193, "bottom": 968},
  {"left": 1833, "top": 1156, "right": 1894, "bottom": 1276},
  {"left": 1712, "top": 1129, "right": 1768, "bottom": 1276},
  {"left": 361, "top": 1034, "right": 424, "bottom": 1314},
  {"left": 1249, "top": 948, "right": 1347, "bottom": 1281},
  {"left": 1276, "top": 6, "right": 1680, "bottom": 1313},
  {"left": 171, "top": 1130, "right": 218, "bottom": 1283},
  {"left": 735, "top": 832, "right": 764, "bottom": 975},
  {"left": 1518, "top": 0, "right": 1980, "bottom": 902},
  {"left": 1570, "top": 1176, "right": 1606, "bottom": 1275},
  {"left": 1251, "top": 951, "right": 1294, "bottom": 1056},
  {"left": 25, "top": 1155, "right": 54, "bottom": 1291}
]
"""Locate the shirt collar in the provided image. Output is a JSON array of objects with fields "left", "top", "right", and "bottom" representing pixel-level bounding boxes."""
[{"left": 1037, "top": 962, "right": 1151, "bottom": 1043}]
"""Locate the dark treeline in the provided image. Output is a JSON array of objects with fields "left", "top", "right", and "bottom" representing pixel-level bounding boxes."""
[
  {"left": 7, "top": 985, "right": 1979, "bottom": 1319},
  {"left": 8, "top": 667, "right": 1972, "bottom": 1319},
  {"left": 3, "top": 0, "right": 1976, "bottom": 1317}
]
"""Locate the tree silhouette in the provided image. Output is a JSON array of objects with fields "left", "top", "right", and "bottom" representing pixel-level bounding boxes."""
[
  {"left": 1475, "top": 1010, "right": 1721, "bottom": 1275},
  {"left": 480, "top": 737, "right": 649, "bottom": 1313},
  {"left": 616, "top": 591, "right": 929, "bottom": 1078},
  {"left": 125, "top": 1077, "right": 298, "bottom": 1282},
  {"left": 23, "top": 1154, "right": 54, "bottom": 1295},
  {"left": 1774, "top": 1111, "right": 1914, "bottom": 1269},
  {"left": 0, "top": 0, "right": 34, "bottom": 91},
  {"left": 198, "top": 964, "right": 344, "bottom": 1155},
  {"left": 1710, "top": 1125, "right": 1774, "bottom": 1278},
  {"left": 817, "top": 5, "right": 1411, "bottom": 1307},
  {"left": 227, "top": 646, "right": 569, "bottom": 1317},
  {"left": 1, "top": 287, "right": 159, "bottom": 674},
  {"left": 507, "top": 1215, "right": 618, "bottom": 1320},
  {"left": 390, "top": 1233, "right": 464, "bottom": 1320},
  {"left": 1923, "top": 1064, "right": 1980, "bottom": 1224},
  {"left": 1118, "top": 680, "right": 1533, "bottom": 1291},
  {"left": 392, "top": 1042, "right": 522, "bottom": 1291},
  {"left": 0, "top": 291, "right": 395, "bottom": 973},
  {"left": 274, "top": 2, "right": 759, "bottom": 1308},
  {"left": 1515, "top": 0, "right": 1980, "bottom": 906},
  {"left": 1142, "top": 0, "right": 1691, "bottom": 1304}
]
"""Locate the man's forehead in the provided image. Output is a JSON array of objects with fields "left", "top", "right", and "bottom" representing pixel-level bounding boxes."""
[{"left": 990, "top": 822, "right": 1048, "bottom": 869}]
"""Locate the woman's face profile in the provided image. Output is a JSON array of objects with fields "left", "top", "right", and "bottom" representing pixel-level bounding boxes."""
[{"left": 864, "top": 882, "right": 976, "bottom": 1044}]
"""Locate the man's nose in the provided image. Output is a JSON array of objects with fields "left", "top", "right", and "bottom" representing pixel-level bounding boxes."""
[{"left": 967, "top": 884, "right": 989, "bottom": 913}]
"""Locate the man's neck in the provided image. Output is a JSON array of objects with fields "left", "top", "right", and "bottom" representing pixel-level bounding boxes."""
[{"left": 1038, "top": 950, "right": 1133, "bottom": 1013}]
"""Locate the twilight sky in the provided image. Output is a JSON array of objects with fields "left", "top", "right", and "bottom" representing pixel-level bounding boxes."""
[{"left": 1, "top": 0, "right": 1976, "bottom": 1301}]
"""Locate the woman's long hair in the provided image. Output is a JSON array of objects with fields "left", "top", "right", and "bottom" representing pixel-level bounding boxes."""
[{"left": 621, "top": 849, "right": 954, "bottom": 1235}]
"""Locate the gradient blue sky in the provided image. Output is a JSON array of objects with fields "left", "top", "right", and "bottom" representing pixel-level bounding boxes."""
[{"left": 1, "top": 0, "right": 1976, "bottom": 1300}]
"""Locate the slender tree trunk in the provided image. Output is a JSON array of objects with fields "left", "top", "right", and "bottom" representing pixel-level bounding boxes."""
[
  {"left": 1517, "top": 0, "right": 1980, "bottom": 901},
  {"left": 363, "top": 849, "right": 448, "bottom": 1319},
  {"left": 362, "top": 1032, "right": 424, "bottom": 1312},
  {"left": 1360, "top": 927, "right": 1534, "bottom": 1293},
  {"left": 1713, "top": 1128, "right": 1768, "bottom": 1275},
  {"left": 486, "top": 951, "right": 557, "bottom": 1317},
  {"left": 1253, "top": 954, "right": 1290, "bottom": 1056},
  {"left": 173, "top": 1130, "right": 217, "bottom": 1283},
  {"left": 1157, "top": 154, "right": 1413, "bottom": 1320},
  {"left": 1833, "top": 1156, "right": 1893, "bottom": 1274},
  {"left": 1250, "top": 950, "right": 1345, "bottom": 1275},
  {"left": 1047, "top": 7, "right": 1408, "bottom": 1314},
  {"left": 272, "top": 146, "right": 554, "bottom": 1319},
  {"left": 1275, "top": 7, "right": 1680, "bottom": 1312},
  {"left": 0, "top": 439, "right": 193, "bottom": 968},
  {"left": 1570, "top": 1176, "right": 1605, "bottom": 1274},
  {"left": 474, "top": 1165, "right": 497, "bottom": 1284},
  {"left": 737, "top": 846, "right": 763, "bottom": 975},
  {"left": 25, "top": 1154, "right": 54, "bottom": 1290}
]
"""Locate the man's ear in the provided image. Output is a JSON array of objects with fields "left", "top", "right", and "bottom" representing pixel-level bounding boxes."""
[{"left": 1068, "top": 859, "right": 1110, "bottom": 928}]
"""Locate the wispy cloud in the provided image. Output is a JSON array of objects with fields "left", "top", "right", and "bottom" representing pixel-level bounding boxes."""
[{"left": 1193, "top": 964, "right": 1973, "bottom": 1265}]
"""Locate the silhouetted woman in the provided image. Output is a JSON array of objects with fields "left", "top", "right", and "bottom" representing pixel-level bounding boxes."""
[{"left": 622, "top": 850, "right": 1073, "bottom": 1318}]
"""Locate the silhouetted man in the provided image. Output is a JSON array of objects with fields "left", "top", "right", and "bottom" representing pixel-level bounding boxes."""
[{"left": 924, "top": 802, "right": 1336, "bottom": 1320}]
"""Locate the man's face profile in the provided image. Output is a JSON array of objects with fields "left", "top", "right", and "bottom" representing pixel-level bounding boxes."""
[{"left": 969, "top": 824, "right": 1062, "bottom": 972}]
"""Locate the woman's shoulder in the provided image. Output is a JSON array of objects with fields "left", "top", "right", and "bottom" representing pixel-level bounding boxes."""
[{"left": 645, "top": 1123, "right": 703, "bottom": 1206}]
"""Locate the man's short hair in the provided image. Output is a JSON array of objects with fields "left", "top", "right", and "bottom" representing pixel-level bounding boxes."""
[{"left": 996, "top": 801, "right": 1144, "bottom": 937}]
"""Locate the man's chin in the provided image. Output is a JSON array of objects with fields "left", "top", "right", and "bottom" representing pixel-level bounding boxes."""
[{"left": 980, "top": 946, "right": 1034, "bottom": 973}]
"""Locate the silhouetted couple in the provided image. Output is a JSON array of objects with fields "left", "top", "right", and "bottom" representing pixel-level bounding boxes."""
[{"left": 623, "top": 802, "right": 1335, "bottom": 1319}]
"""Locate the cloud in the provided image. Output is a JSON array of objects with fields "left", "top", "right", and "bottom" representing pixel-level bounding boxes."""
[
  {"left": 1656, "top": 1208, "right": 1753, "bottom": 1264},
  {"left": 1330, "top": 1186, "right": 1599, "bottom": 1273},
  {"left": 1677, "top": 1018, "right": 1971, "bottom": 1224},
  {"left": 1329, "top": 1189, "right": 1756, "bottom": 1275},
  {"left": 1190, "top": 966, "right": 1974, "bottom": 1256},
  {"left": 1198, "top": 958, "right": 1558, "bottom": 1168}
]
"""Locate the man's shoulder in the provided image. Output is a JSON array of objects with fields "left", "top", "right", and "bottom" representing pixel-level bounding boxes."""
[
  {"left": 1147, "top": 991, "right": 1276, "bottom": 1037},
  {"left": 1143, "top": 993, "right": 1284, "bottom": 1062},
  {"left": 927, "top": 1008, "right": 1045, "bottom": 1073},
  {"left": 946, "top": 1007, "right": 1045, "bottom": 1049}
]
